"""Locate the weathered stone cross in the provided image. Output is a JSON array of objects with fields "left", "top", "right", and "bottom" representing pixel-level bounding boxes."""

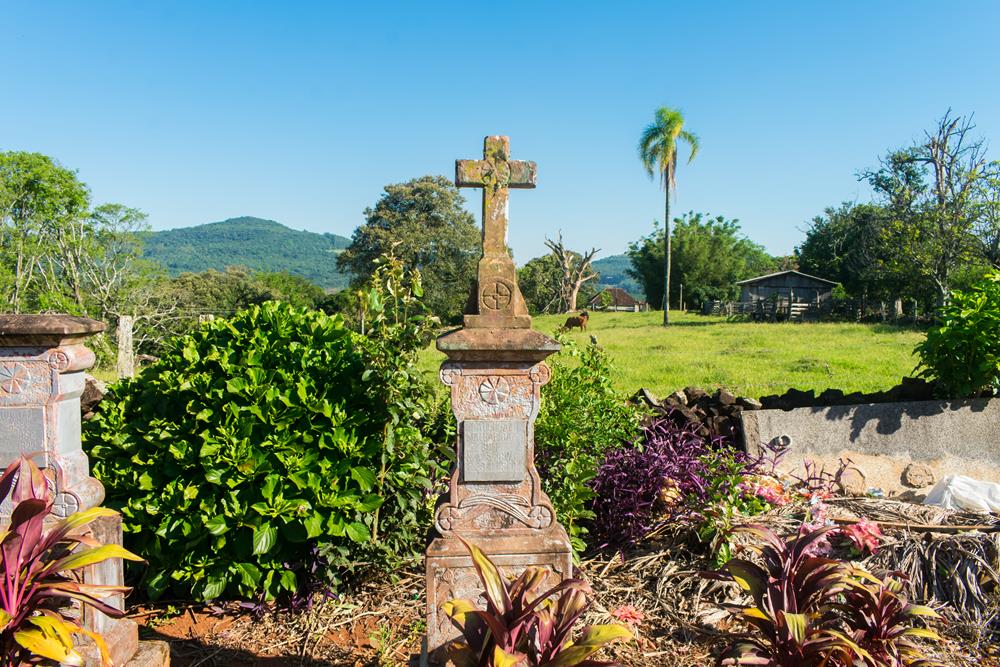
[
  {"left": 456, "top": 135, "right": 536, "bottom": 257},
  {"left": 455, "top": 136, "right": 535, "bottom": 327}
]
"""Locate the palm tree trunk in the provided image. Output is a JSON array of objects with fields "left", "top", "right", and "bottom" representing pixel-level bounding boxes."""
[{"left": 662, "top": 192, "right": 671, "bottom": 326}]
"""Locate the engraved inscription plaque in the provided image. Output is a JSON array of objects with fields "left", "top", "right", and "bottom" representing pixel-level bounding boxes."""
[{"left": 462, "top": 419, "right": 526, "bottom": 482}]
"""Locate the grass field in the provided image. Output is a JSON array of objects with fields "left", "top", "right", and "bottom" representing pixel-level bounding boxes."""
[{"left": 418, "top": 310, "right": 926, "bottom": 399}]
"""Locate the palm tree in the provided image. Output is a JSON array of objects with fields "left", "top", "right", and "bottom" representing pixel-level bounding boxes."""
[{"left": 639, "top": 107, "right": 699, "bottom": 325}]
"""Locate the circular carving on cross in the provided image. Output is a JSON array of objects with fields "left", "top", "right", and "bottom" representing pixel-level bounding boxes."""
[
  {"left": 47, "top": 349, "right": 71, "bottom": 371},
  {"left": 480, "top": 158, "right": 511, "bottom": 190},
  {"left": 481, "top": 279, "right": 513, "bottom": 311},
  {"left": 0, "top": 364, "right": 31, "bottom": 394},
  {"left": 51, "top": 491, "right": 81, "bottom": 518},
  {"left": 478, "top": 376, "right": 511, "bottom": 405}
]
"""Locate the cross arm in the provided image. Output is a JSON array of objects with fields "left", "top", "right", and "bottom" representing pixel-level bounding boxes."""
[{"left": 455, "top": 159, "right": 537, "bottom": 189}]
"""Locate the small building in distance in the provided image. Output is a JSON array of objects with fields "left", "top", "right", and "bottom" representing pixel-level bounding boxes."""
[
  {"left": 588, "top": 286, "right": 648, "bottom": 312},
  {"left": 734, "top": 270, "right": 837, "bottom": 320}
]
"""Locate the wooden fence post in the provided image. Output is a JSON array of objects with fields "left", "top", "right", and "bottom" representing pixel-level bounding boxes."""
[{"left": 116, "top": 315, "right": 135, "bottom": 379}]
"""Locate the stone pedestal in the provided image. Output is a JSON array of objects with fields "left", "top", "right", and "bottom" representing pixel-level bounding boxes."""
[
  {"left": 424, "top": 329, "right": 571, "bottom": 663},
  {"left": 0, "top": 315, "right": 165, "bottom": 667},
  {"left": 425, "top": 136, "right": 573, "bottom": 664},
  {"left": 0, "top": 315, "right": 107, "bottom": 517}
]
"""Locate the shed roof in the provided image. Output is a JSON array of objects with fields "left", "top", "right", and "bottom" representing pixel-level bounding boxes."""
[
  {"left": 736, "top": 270, "right": 838, "bottom": 287},
  {"left": 588, "top": 286, "right": 643, "bottom": 307}
]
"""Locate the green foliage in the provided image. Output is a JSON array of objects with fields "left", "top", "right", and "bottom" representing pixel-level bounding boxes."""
[
  {"left": 518, "top": 255, "right": 563, "bottom": 315},
  {"left": 916, "top": 270, "right": 1000, "bottom": 397},
  {"left": 535, "top": 336, "right": 644, "bottom": 552},
  {"left": 85, "top": 295, "right": 446, "bottom": 601},
  {"left": 142, "top": 216, "right": 351, "bottom": 289},
  {"left": 253, "top": 271, "right": 327, "bottom": 309},
  {"left": 337, "top": 175, "right": 479, "bottom": 323},
  {"left": 628, "top": 213, "right": 775, "bottom": 308},
  {"left": 694, "top": 450, "right": 771, "bottom": 565}
]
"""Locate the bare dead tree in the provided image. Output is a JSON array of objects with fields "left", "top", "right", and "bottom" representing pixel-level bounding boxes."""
[
  {"left": 544, "top": 232, "right": 600, "bottom": 313},
  {"left": 864, "top": 110, "right": 999, "bottom": 305}
]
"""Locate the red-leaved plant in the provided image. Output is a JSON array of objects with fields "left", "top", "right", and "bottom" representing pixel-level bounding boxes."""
[
  {"left": 706, "top": 525, "right": 943, "bottom": 667},
  {"left": 443, "top": 538, "right": 631, "bottom": 666},
  {"left": 0, "top": 457, "right": 143, "bottom": 666}
]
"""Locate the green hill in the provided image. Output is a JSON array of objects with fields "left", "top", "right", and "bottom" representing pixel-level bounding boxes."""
[
  {"left": 142, "top": 217, "right": 353, "bottom": 289},
  {"left": 592, "top": 254, "right": 643, "bottom": 298}
]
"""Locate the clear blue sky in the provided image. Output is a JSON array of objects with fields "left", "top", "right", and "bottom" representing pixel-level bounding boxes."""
[{"left": 4, "top": 1, "right": 999, "bottom": 262}]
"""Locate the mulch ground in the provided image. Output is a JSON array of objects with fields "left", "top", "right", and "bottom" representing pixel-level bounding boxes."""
[{"left": 134, "top": 498, "right": 1000, "bottom": 666}]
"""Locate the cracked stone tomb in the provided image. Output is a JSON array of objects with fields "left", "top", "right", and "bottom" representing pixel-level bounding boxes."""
[{"left": 424, "top": 136, "right": 572, "bottom": 663}]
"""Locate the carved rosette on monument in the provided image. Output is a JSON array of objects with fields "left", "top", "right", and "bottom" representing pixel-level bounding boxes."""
[
  {"left": 0, "top": 315, "right": 160, "bottom": 667},
  {"left": 424, "top": 137, "right": 572, "bottom": 664}
]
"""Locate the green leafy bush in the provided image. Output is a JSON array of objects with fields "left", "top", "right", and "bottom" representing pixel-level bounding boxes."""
[
  {"left": 916, "top": 270, "right": 1000, "bottom": 397},
  {"left": 535, "top": 336, "right": 644, "bottom": 552},
  {"left": 85, "top": 265, "right": 447, "bottom": 601}
]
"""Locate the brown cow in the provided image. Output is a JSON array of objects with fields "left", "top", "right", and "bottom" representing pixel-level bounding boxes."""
[{"left": 562, "top": 310, "right": 589, "bottom": 331}]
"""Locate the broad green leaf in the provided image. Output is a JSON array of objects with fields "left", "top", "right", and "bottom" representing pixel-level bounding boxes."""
[
  {"left": 345, "top": 521, "right": 370, "bottom": 543},
  {"left": 252, "top": 524, "right": 278, "bottom": 555},
  {"left": 204, "top": 515, "right": 229, "bottom": 535},
  {"left": 202, "top": 573, "right": 228, "bottom": 600},
  {"left": 350, "top": 467, "right": 377, "bottom": 492}
]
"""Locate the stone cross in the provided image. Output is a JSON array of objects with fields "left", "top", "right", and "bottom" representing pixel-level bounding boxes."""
[
  {"left": 455, "top": 135, "right": 534, "bottom": 329},
  {"left": 424, "top": 137, "right": 570, "bottom": 665}
]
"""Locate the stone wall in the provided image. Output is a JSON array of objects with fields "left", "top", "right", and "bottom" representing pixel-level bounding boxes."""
[{"left": 741, "top": 398, "right": 1000, "bottom": 497}]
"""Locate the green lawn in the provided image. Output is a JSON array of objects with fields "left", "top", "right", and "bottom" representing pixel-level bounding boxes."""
[{"left": 418, "top": 310, "right": 925, "bottom": 399}]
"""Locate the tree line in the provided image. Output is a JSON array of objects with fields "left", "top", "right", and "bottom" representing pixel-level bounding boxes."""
[
  {"left": 798, "top": 110, "right": 1000, "bottom": 311},
  {"left": 0, "top": 152, "right": 326, "bottom": 360}
]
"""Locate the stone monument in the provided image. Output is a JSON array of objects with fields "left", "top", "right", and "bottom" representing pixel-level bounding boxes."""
[
  {"left": 0, "top": 314, "right": 168, "bottom": 666},
  {"left": 424, "top": 136, "right": 572, "bottom": 663}
]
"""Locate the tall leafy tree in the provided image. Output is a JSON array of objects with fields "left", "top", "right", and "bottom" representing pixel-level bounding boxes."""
[
  {"left": 639, "top": 107, "right": 699, "bottom": 325},
  {"left": 0, "top": 152, "right": 90, "bottom": 312},
  {"left": 337, "top": 175, "right": 479, "bottom": 322},
  {"left": 862, "top": 111, "right": 999, "bottom": 306},
  {"left": 628, "top": 212, "right": 773, "bottom": 309}
]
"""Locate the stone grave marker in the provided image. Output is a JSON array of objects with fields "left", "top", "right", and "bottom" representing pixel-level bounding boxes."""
[
  {"left": 424, "top": 136, "right": 571, "bottom": 662},
  {"left": 0, "top": 314, "right": 167, "bottom": 666}
]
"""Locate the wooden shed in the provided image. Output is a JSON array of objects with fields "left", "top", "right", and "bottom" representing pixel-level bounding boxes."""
[
  {"left": 588, "top": 287, "right": 648, "bottom": 312},
  {"left": 736, "top": 270, "right": 837, "bottom": 319}
]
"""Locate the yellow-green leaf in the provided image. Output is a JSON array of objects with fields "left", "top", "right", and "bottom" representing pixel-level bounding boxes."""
[
  {"left": 462, "top": 538, "right": 508, "bottom": 613},
  {"left": 49, "top": 544, "right": 144, "bottom": 573},
  {"left": 492, "top": 646, "right": 526, "bottom": 667}
]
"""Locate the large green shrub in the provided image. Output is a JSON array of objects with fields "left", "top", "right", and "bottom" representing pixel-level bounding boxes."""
[
  {"left": 85, "top": 270, "right": 447, "bottom": 600},
  {"left": 916, "top": 270, "right": 1000, "bottom": 398},
  {"left": 535, "top": 336, "right": 644, "bottom": 552}
]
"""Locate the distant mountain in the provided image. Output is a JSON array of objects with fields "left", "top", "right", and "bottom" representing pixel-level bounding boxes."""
[
  {"left": 142, "top": 217, "right": 353, "bottom": 289},
  {"left": 592, "top": 254, "right": 643, "bottom": 298}
]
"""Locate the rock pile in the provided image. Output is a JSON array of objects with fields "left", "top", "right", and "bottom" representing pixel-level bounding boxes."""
[
  {"left": 759, "top": 377, "right": 936, "bottom": 410},
  {"left": 634, "top": 386, "right": 763, "bottom": 444}
]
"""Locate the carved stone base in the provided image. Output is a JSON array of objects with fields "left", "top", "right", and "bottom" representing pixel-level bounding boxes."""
[
  {"left": 423, "top": 527, "right": 572, "bottom": 665},
  {"left": 77, "top": 512, "right": 141, "bottom": 666}
]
